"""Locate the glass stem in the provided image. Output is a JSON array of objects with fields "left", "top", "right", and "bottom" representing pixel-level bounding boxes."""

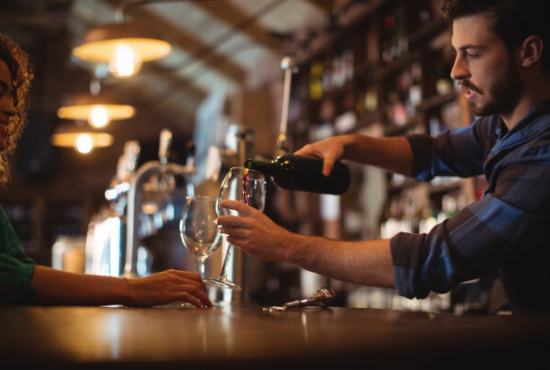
[
  {"left": 198, "top": 259, "right": 206, "bottom": 278},
  {"left": 219, "top": 245, "right": 234, "bottom": 279}
]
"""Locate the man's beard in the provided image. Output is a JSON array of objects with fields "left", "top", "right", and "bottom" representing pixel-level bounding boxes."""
[{"left": 464, "top": 58, "right": 522, "bottom": 117}]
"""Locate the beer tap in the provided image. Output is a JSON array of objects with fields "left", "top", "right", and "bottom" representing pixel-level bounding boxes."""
[
  {"left": 123, "top": 129, "right": 196, "bottom": 278},
  {"left": 275, "top": 55, "right": 297, "bottom": 157}
]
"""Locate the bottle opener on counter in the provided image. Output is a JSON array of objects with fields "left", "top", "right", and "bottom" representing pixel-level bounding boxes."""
[{"left": 263, "top": 288, "right": 337, "bottom": 312}]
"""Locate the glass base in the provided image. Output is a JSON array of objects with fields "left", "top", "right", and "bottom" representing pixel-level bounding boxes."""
[
  {"left": 204, "top": 275, "right": 241, "bottom": 291},
  {"left": 152, "top": 301, "right": 198, "bottom": 309}
]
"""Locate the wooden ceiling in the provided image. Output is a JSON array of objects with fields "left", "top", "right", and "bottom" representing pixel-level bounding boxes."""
[
  {"left": 0, "top": 0, "right": 338, "bottom": 199},
  {"left": 67, "top": 0, "right": 329, "bottom": 130},
  {"left": 0, "top": 0, "right": 333, "bottom": 131}
]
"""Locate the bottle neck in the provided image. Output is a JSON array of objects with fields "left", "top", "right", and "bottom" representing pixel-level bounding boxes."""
[{"left": 244, "top": 159, "right": 277, "bottom": 175}]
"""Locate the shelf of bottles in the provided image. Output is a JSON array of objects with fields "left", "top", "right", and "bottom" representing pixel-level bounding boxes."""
[{"left": 284, "top": 0, "right": 487, "bottom": 313}]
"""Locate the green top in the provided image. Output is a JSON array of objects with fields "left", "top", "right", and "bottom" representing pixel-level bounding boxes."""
[{"left": 0, "top": 204, "right": 37, "bottom": 304}]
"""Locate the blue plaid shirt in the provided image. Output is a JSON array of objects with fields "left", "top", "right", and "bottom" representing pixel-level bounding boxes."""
[{"left": 391, "top": 99, "right": 550, "bottom": 314}]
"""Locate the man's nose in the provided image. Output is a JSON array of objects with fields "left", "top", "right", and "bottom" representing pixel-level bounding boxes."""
[{"left": 450, "top": 55, "right": 470, "bottom": 81}]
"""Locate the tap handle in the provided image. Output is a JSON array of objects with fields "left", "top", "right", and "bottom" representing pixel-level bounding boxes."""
[
  {"left": 277, "top": 55, "right": 297, "bottom": 156},
  {"left": 124, "top": 140, "right": 140, "bottom": 175},
  {"left": 159, "top": 129, "right": 173, "bottom": 165},
  {"left": 116, "top": 155, "right": 126, "bottom": 181},
  {"left": 185, "top": 140, "right": 196, "bottom": 167}
]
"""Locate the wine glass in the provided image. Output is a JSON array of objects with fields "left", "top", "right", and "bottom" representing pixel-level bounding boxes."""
[
  {"left": 204, "top": 167, "right": 266, "bottom": 290},
  {"left": 179, "top": 196, "right": 223, "bottom": 278}
]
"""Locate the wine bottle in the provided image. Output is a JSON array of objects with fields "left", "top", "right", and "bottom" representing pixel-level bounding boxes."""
[{"left": 244, "top": 154, "right": 350, "bottom": 195}]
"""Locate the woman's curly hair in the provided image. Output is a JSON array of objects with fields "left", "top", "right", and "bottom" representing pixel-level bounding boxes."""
[{"left": 0, "top": 33, "right": 33, "bottom": 185}]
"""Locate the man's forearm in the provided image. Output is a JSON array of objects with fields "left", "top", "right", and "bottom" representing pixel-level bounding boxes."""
[
  {"left": 344, "top": 135, "right": 414, "bottom": 175},
  {"left": 285, "top": 234, "right": 395, "bottom": 288}
]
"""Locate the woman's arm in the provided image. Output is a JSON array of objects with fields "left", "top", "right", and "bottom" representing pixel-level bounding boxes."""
[{"left": 31, "top": 266, "right": 212, "bottom": 307}]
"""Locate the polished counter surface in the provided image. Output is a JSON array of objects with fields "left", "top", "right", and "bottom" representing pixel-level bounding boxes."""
[{"left": 2, "top": 305, "right": 549, "bottom": 369}]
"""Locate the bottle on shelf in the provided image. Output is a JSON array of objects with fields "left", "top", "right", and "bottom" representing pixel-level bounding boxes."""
[
  {"left": 381, "top": 1, "right": 408, "bottom": 64},
  {"left": 408, "top": 62, "right": 423, "bottom": 111},
  {"left": 309, "top": 62, "right": 324, "bottom": 100},
  {"left": 331, "top": 52, "right": 345, "bottom": 89},
  {"left": 343, "top": 48, "right": 354, "bottom": 83},
  {"left": 364, "top": 73, "right": 379, "bottom": 112},
  {"left": 381, "top": 9, "right": 396, "bottom": 64},
  {"left": 322, "top": 57, "right": 333, "bottom": 93},
  {"left": 244, "top": 154, "right": 351, "bottom": 195}
]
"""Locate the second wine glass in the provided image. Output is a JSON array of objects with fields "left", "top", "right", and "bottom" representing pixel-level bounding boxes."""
[
  {"left": 204, "top": 167, "right": 266, "bottom": 290},
  {"left": 179, "top": 196, "right": 223, "bottom": 278}
]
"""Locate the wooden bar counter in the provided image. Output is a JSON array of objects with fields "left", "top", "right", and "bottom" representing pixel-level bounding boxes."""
[{"left": 2, "top": 305, "right": 549, "bottom": 369}]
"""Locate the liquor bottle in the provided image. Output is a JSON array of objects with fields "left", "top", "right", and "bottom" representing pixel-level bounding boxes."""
[
  {"left": 244, "top": 154, "right": 351, "bottom": 195},
  {"left": 309, "top": 62, "right": 323, "bottom": 100}
]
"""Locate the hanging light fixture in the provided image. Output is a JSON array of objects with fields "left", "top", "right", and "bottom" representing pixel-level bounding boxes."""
[
  {"left": 72, "top": 22, "right": 172, "bottom": 78},
  {"left": 54, "top": 75, "right": 134, "bottom": 153},
  {"left": 51, "top": 124, "right": 114, "bottom": 154},
  {"left": 57, "top": 93, "right": 136, "bottom": 128}
]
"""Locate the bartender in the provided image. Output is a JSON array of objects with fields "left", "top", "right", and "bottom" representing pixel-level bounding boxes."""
[
  {"left": 0, "top": 32, "right": 212, "bottom": 308},
  {"left": 217, "top": 0, "right": 550, "bottom": 314}
]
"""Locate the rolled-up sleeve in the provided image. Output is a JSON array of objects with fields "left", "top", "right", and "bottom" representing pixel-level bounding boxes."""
[
  {"left": 391, "top": 160, "right": 550, "bottom": 299},
  {"left": 406, "top": 118, "right": 488, "bottom": 181}
]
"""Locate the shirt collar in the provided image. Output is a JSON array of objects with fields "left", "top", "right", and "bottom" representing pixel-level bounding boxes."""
[{"left": 493, "top": 99, "right": 550, "bottom": 151}]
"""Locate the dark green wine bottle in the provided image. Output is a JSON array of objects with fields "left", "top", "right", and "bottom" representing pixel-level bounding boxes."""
[{"left": 244, "top": 154, "right": 350, "bottom": 195}]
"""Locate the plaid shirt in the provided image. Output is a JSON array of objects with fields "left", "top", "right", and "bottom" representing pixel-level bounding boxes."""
[{"left": 391, "top": 99, "right": 550, "bottom": 314}]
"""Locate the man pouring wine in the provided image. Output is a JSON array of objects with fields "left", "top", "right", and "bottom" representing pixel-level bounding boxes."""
[{"left": 217, "top": 0, "right": 550, "bottom": 315}]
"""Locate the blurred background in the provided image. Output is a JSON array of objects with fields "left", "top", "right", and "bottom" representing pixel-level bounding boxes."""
[{"left": 0, "top": 0, "right": 324, "bottom": 260}]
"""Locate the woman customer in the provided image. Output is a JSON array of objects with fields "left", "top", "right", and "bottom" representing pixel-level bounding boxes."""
[{"left": 0, "top": 32, "right": 212, "bottom": 308}]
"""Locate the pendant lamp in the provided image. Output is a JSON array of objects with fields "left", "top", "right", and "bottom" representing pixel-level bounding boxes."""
[
  {"left": 51, "top": 123, "right": 114, "bottom": 154},
  {"left": 72, "top": 22, "right": 172, "bottom": 78},
  {"left": 57, "top": 93, "right": 136, "bottom": 128}
]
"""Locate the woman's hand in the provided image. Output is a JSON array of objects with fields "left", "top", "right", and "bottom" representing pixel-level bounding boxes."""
[
  {"left": 217, "top": 200, "right": 294, "bottom": 263},
  {"left": 31, "top": 266, "right": 212, "bottom": 308},
  {"left": 126, "top": 270, "right": 212, "bottom": 308}
]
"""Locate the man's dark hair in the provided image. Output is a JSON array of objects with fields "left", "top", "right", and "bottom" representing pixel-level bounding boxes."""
[
  {"left": 0, "top": 33, "right": 33, "bottom": 185},
  {"left": 442, "top": 0, "right": 550, "bottom": 74}
]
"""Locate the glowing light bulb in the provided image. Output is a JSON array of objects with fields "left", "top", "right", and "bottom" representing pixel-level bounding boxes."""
[
  {"left": 110, "top": 45, "right": 142, "bottom": 78},
  {"left": 76, "top": 134, "right": 93, "bottom": 154},
  {"left": 88, "top": 106, "right": 110, "bottom": 128}
]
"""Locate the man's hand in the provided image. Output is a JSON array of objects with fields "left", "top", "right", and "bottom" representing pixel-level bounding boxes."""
[
  {"left": 294, "top": 136, "right": 352, "bottom": 176},
  {"left": 295, "top": 134, "right": 413, "bottom": 176},
  {"left": 217, "top": 200, "right": 294, "bottom": 263},
  {"left": 126, "top": 270, "right": 212, "bottom": 308},
  {"left": 216, "top": 200, "right": 395, "bottom": 289}
]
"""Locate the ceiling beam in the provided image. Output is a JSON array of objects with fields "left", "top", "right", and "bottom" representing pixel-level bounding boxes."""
[
  {"left": 139, "top": 62, "right": 209, "bottom": 103},
  {"left": 103, "top": 79, "right": 196, "bottom": 126},
  {"left": 192, "top": 0, "right": 282, "bottom": 52},
  {"left": 99, "top": 0, "right": 247, "bottom": 83},
  {"left": 0, "top": 12, "right": 65, "bottom": 30},
  {"left": 303, "top": 0, "right": 335, "bottom": 13}
]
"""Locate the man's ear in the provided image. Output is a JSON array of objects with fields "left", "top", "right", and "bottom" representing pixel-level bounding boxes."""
[{"left": 519, "top": 35, "right": 544, "bottom": 68}]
